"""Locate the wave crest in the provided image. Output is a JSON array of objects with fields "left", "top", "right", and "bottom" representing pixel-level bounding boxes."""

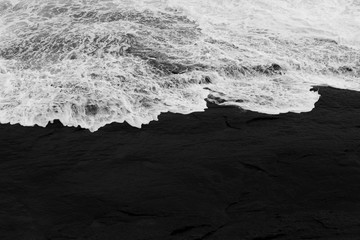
[{"left": 0, "top": 0, "right": 359, "bottom": 131}]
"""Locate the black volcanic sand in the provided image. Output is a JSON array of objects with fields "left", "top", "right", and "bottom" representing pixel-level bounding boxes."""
[{"left": 1, "top": 87, "right": 360, "bottom": 240}]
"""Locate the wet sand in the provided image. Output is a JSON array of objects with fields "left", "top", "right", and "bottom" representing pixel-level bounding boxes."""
[{"left": 1, "top": 86, "right": 360, "bottom": 240}]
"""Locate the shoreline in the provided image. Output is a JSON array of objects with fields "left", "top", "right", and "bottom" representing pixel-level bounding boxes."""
[{"left": 1, "top": 86, "right": 360, "bottom": 239}]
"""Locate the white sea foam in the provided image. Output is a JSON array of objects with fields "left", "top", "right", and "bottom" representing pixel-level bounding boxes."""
[{"left": 0, "top": 0, "right": 359, "bottom": 131}]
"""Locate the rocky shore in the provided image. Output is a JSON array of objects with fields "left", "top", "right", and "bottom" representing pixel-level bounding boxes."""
[{"left": 1, "top": 86, "right": 360, "bottom": 240}]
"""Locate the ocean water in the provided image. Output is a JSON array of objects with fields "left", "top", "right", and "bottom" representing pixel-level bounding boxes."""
[{"left": 0, "top": 0, "right": 359, "bottom": 131}]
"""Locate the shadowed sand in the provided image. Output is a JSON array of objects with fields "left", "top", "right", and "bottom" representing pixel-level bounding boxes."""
[{"left": 1, "top": 87, "right": 360, "bottom": 239}]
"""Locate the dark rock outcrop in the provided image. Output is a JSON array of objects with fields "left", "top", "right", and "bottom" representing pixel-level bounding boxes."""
[{"left": 1, "top": 87, "right": 360, "bottom": 239}]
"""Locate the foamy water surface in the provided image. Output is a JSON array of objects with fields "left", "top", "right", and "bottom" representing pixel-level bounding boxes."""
[{"left": 0, "top": 0, "right": 359, "bottom": 131}]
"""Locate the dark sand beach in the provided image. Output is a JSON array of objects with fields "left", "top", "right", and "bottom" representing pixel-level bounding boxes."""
[{"left": 1, "top": 86, "right": 360, "bottom": 240}]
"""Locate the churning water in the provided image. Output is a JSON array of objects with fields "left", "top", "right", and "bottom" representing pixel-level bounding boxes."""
[{"left": 0, "top": 0, "right": 359, "bottom": 131}]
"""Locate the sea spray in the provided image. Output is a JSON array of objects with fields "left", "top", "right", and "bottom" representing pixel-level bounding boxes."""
[{"left": 0, "top": 0, "right": 359, "bottom": 131}]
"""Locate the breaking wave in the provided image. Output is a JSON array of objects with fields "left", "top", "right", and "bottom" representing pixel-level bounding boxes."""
[{"left": 0, "top": 0, "right": 359, "bottom": 131}]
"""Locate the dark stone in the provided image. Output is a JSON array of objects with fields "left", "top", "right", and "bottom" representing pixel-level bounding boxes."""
[
  {"left": 1, "top": 87, "right": 360, "bottom": 239},
  {"left": 204, "top": 76, "right": 211, "bottom": 84},
  {"left": 338, "top": 66, "right": 353, "bottom": 73},
  {"left": 207, "top": 94, "right": 226, "bottom": 104},
  {"left": 246, "top": 116, "right": 280, "bottom": 124},
  {"left": 252, "top": 64, "right": 283, "bottom": 75},
  {"left": 271, "top": 63, "right": 281, "bottom": 71},
  {"left": 310, "top": 87, "right": 320, "bottom": 92},
  {"left": 69, "top": 54, "right": 77, "bottom": 60}
]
